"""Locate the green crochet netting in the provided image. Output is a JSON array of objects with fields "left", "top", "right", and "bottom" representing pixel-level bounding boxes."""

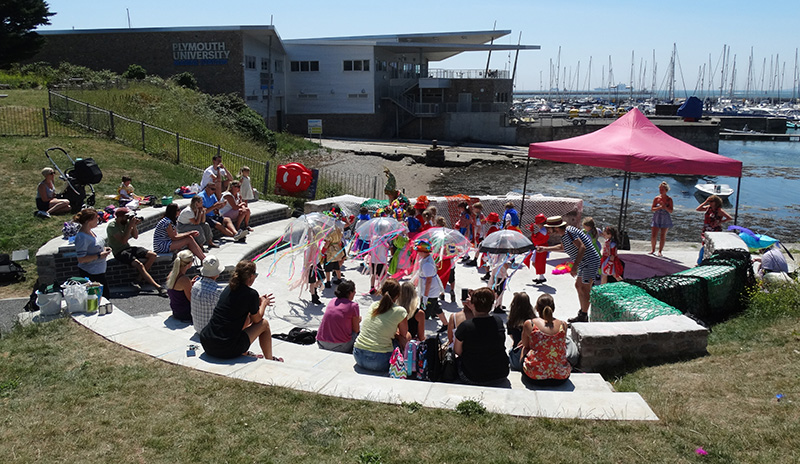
[{"left": 590, "top": 282, "right": 682, "bottom": 322}]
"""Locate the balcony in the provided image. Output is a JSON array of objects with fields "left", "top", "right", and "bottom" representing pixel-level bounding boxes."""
[{"left": 427, "top": 68, "right": 510, "bottom": 79}]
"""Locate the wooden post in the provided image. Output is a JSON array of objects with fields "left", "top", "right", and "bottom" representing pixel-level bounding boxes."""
[
  {"left": 141, "top": 121, "right": 146, "bottom": 151},
  {"left": 109, "top": 111, "right": 115, "bottom": 139},
  {"left": 42, "top": 108, "right": 49, "bottom": 137},
  {"left": 176, "top": 133, "right": 181, "bottom": 164},
  {"left": 262, "top": 162, "right": 270, "bottom": 194},
  {"left": 86, "top": 102, "right": 91, "bottom": 130}
]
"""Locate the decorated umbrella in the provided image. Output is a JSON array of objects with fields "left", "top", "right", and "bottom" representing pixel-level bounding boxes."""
[
  {"left": 355, "top": 217, "right": 406, "bottom": 241},
  {"left": 414, "top": 227, "right": 471, "bottom": 259},
  {"left": 727, "top": 225, "right": 780, "bottom": 251},
  {"left": 285, "top": 212, "right": 338, "bottom": 245},
  {"left": 478, "top": 230, "right": 534, "bottom": 254}
]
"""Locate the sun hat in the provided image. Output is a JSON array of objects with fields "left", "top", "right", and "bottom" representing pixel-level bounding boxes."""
[
  {"left": 415, "top": 239, "right": 432, "bottom": 253},
  {"left": 201, "top": 255, "right": 223, "bottom": 277},
  {"left": 486, "top": 212, "right": 501, "bottom": 223},
  {"left": 413, "top": 201, "right": 427, "bottom": 210},
  {"left": 544, "top": 216, "right": 567, "bottom": 228},
  {"left": 535, "top": 213, "right": 547, "bottom": 225},
  {"left": 114, "top": 207, "right": 130, "bottom": 217}
]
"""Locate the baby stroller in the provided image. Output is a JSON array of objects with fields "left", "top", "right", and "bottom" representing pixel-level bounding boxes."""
[{"left": 45, "top": 147, "right": 103, "bottom": 213}]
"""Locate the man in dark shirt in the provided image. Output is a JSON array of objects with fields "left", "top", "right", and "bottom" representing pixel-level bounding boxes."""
[{"left": 454, "top": 287, "right": 510, "bottom": 385}]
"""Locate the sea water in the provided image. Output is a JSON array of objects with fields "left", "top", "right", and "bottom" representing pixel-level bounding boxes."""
[{"left": 430, "top": 138, "right": 800, "bottom": 242}]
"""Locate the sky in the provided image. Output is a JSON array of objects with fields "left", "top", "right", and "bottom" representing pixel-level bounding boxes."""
[{"left": 38, "top": 0, "right": 800, "bottom": 94}]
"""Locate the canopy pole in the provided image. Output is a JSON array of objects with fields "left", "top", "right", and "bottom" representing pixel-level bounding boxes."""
[
  {"left": 623, "top": 172, "right": 632, "bottom": 230},
  {"left": 520, "top": 157, "right": 531, "bottom": 223},
  {"left": 733, "top": 176, "right": 741, "bottom": 224},
  {"left": 617, "top": 171, "right": 629, "bottom": 232}
]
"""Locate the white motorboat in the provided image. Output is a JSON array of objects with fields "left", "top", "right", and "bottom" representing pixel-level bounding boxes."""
[{"left": 695, "top": 183, "right": 734, "bottom": 199}]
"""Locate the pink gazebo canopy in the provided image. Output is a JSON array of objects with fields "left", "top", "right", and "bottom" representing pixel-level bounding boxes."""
[{"left": 527, "top": 108, "right": 742, "bottom": 178}]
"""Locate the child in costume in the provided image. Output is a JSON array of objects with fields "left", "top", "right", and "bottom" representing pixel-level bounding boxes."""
[
  {"left": 582, "top": 217, "right": 602, "bottom": 257},
  {"left": 529, "top": 213, "right": 550, "bottom": 284},
  {"left": 503, "top": 202, "right": 520, "bottom": 232},
  {"left": 480, "top": 212, "right": 502, "bottom": 281},
  {"left": 600, "top": 226, "right": 624, "bottom": 284},
  {"left": 489, "top": 255, "right": 510, "bottom": 314},
  {"left": 415, "top": 239, "right": 448, "bottom": 332}
]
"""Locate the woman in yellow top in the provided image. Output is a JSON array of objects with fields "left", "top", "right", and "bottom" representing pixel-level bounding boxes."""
[{"left": 352, "top": 279, "right": 409, "bottom": 373}]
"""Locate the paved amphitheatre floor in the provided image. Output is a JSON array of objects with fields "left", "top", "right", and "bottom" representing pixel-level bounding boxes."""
[{"left": 70, "top": 223, "right": 700, "bottom": 420}]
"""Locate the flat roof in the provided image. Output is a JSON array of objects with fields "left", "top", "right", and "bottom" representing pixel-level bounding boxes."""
[{"left": 285, "top": 30, "right": 540, "bottom": 61}]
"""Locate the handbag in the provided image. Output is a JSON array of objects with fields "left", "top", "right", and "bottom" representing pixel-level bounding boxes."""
[{"left": 389, "top": 347, "right": 407, "bottom": 379}]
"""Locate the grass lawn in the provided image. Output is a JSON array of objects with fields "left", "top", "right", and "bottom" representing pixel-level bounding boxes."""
[{"left": 0, "top": 300, "right": 798, "bottom": 463}]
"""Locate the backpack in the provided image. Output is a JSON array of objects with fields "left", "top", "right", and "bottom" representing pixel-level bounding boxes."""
[
  {"left": 272, "top": 327, "right": 317, "bottom": 345},
  {"left": 404, "top": 340, "right": 421, "bottom": 378},
  {"left": 0, "top": 254, "right": 25, "bottom": 283},
  {"left": 423, "top": 336, "right": 443, "bottom": 381}
]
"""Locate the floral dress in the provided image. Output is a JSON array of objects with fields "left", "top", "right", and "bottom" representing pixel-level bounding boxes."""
[
  {"left": 522, "top": 324, "right": 571, "bottom": 381},
  {"left": 601, "top": 240, "right": 624, "bottom": 279}
]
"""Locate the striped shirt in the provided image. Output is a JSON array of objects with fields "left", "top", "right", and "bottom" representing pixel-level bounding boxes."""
[
  {"left": 152, "top": 217, "right": 173, "bottom": 254},
  {"left": 560, "top": 226, "right": 602, "bottom": 272}
]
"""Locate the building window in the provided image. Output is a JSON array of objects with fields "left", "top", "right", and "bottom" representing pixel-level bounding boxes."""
[
  {"left": 274, "top": 60, "right": 283, "bottom": 73},
  {"left": 344, "top": 60, "right": 370, "bottom": 72},
  {"left": 290, "top": 60, "right": 319, "bottom": 72},
  {"left": 261, "top": 58, "right": 270, "bottom": 71},
  {"left": 245, "top": 55, "right": 256, "bottom": 69},
  {"left": 348, "top": 93, "right": 368, "bottom": 99},
  {"left": 495, "top": 92, "right": 509, "bottom": 103},
  {"left": 375, "top": 60, "right": 387, "bottom": 72},
  {"left": 260, "top": 73, "right": 273, "bottom": 87}
]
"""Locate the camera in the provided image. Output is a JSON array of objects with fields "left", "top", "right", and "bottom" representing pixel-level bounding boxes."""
[{"left": 126, "top": 211, "right": 141, "bottom": 221}]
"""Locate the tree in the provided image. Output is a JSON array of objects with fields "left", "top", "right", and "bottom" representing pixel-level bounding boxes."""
[{"left": 0, "top": 0, "right": 55, "bottom": 68}]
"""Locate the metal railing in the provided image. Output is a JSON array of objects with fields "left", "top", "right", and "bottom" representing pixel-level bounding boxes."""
[
  {"left": 0, "top": 106, "right": 82, "bottom": 137},
  {"left": 1, "top": 91, "right": 380, "bottom": 200},
  {"left": 428, "top": 68, "right": 509, "bottom": 79}
]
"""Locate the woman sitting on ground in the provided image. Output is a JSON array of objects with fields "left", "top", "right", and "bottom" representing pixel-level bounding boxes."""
[
  {"left": 398, "top": 281, "right": 425, "bottom": 342},
  {"left": 199, "top": 260, "right": 282, "bottom": 362},
  {"left": 507, "top": 292, "right": 535, "bottom": 371},
  {"left": 165, "top": 250, "right": 195, "bottom": 323},
  {"left": 316, "top": 279, "right": 361, "bottom": 353},
  {"left": 219, "top": 181, "right": 252, "bottom": 231},
  {"left": 36, "top": 167, "right": 71, "bottom": 217},
  {"left": 153, "top": 203, "right": 206, "bottom": 261},
  {"left": 177, "top": 195, "right": 216, "bottom": 249},
  {"left": 352, "top": 278, "right": 409, "bottom": 373},
  {"left": 520, "top": 294, "right": 571, "bottom": 385},
  {"left": 454, "top": 287, "right": 509, "bottom": 385}
]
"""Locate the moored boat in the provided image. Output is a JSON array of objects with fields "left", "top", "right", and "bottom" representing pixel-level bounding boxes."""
[{"left": 695, "top": 183, "right": 734, "bottom": 199}]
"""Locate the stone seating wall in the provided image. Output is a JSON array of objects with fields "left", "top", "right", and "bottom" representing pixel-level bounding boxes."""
[{"left": 36, "top": 198, "right": 291, "bottom": 287}]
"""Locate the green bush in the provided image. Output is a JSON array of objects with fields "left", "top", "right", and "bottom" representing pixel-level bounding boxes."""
[
  {"left": 171, "top": 72, "right": 198, "bottom": 90},
  {"left": 122, "top": 64, "right": 147, "bottom": 80}
]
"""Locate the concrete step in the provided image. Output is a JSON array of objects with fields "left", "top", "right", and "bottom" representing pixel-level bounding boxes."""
[{"left": 75, "top": 308, "right": 653, "bottom": 420}]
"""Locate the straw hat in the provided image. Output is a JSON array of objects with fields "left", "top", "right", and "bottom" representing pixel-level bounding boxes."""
[
  {"left": 201, "top": 255, "right": 223, "bottom": 277},
  {"left": 544, "top": 216, "right": 567, "bottom": 228}
]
